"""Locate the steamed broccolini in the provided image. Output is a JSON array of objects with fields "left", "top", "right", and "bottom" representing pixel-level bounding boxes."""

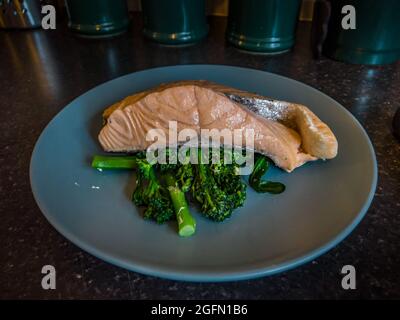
[
  {"left": 131, "top": 159, "right": 175, "bottom": 224},
  {"left": 249, "top": 154, "right": 285, "bottom": 194},
  {"left": 92, "top": 153, "right": 195, "bottom": 233},
  {"left": 164, "top": 173, "right": 196, "bottom": 237},
  {"left": 91, "top": 147, "right": 285, "bottom": 237},
  {"left": 190, "top": 149, "right": 246, "bottom": 222}
]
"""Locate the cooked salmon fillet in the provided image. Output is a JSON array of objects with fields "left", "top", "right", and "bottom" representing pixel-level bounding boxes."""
[{"left": 99, "top": 81, "right": 338, "bottom": 172}]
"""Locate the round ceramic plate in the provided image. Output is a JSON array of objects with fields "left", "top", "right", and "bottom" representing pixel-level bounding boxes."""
[{"left": 30, "top": 65, "right": 377, "bottom": 281}]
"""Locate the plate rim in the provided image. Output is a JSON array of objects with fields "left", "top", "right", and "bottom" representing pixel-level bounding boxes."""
[{"left": 30, "top": 64, "right": 378, "bottom": 282}]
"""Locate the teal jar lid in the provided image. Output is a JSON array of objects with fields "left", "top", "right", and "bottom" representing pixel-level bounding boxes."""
[
  {"left": 141, "top": 0, "right": 208, "bottom": 45},
  {"left": 326, "top": 46, "right": 400, "bottom": 65},
  {"left": 323, "top": 0, "right": 400, "bottom": 65},
  {"left": 66, "top": 0, "right": 130, "bottom": 37},
  {"left": 227, "top": 0, "right": 302, "bottom": 53},
  {"left": 142, "top": 28, "right": 209, "bottom": 45},
  {"left": 226, "top": 33, "right": 296, "bottom": 53}
]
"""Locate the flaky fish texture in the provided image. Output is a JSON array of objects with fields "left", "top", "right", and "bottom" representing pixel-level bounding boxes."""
[{"left": 99, "top": 81, "right": 338, "bottom": 172}]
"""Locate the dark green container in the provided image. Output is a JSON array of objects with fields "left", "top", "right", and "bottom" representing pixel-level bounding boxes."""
[
  {"left": 323, "top": 0, "right": 400, "bottom": 65},
  {"left": 227, "top": 0, "right": 302, "bottom": 53},
  {"left": 141, "top": 0, "right": 208, "bottom": 44},
  {"left": 65, "top": 0, "right": 130, "bottom": 37}
]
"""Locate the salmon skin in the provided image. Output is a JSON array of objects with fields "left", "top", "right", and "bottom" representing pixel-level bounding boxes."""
[{"left": 99, "top": 81, "right": 338, "bottom": 172}]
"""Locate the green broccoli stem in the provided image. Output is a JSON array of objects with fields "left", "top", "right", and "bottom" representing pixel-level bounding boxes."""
[
  {"left": 164, "top": 173, "right": 196, "bottom": 237},
  {"left": 249, "top": 155, "right": 285, "bottom": 194},
  {"left": 197, "top": 163, "right": 214, "bottom": 206},
  {"left": 92, "top": 155, "right": 138, "bottom": 169}
]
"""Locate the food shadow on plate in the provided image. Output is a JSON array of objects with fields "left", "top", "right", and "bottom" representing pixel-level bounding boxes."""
[
  {"left": 88, "top": 108, "right": 105, "bottom": 150},
  {"left": 123, "top": 170, "right": 182, "bottom": 235}
]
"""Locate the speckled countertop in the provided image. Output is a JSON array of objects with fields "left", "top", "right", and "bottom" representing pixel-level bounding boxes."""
[{"left": 1, "top": 15, "right": 400, "bottom": 299}]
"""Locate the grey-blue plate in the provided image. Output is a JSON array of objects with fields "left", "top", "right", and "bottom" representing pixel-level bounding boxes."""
[{"left": 30, "top": 65, "right": 377, "bottom": 282}]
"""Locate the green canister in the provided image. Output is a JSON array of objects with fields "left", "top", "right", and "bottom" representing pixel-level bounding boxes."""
[
  {"left": 226, "top": 0, "right": 302, "bottom": 53},
  {"left": 65, "top": 0, "right": 130, "bottom": 37},
  {"left": 322, "top": 0, "right": 400, "bottom": 65},
  {"left": 140, "top": 0, "right": 208, "bottom": 44}
]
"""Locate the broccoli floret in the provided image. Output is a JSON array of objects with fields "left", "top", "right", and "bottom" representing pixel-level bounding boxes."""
[
  {"left": 175, "top": 163, "right": 194, "bottom": 192},
  {"left": 211, "top": 162, "right": 246, "bottom": 208},
  {"left": 191, "top": 149, "right": 246, "bottom": 222},
  {"left": 132, "top": 159, "right": 175, "bottom": 223},
  {"left": 92, "top": 146, "right": 250, "bottom": 232},
  {"left": 155, "top": 148, "right": 179, "bottom": 172}
]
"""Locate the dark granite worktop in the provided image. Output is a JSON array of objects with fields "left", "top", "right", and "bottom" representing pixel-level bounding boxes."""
[{"left": 1, "top": 15, "right": 400, "bottom": 299}]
